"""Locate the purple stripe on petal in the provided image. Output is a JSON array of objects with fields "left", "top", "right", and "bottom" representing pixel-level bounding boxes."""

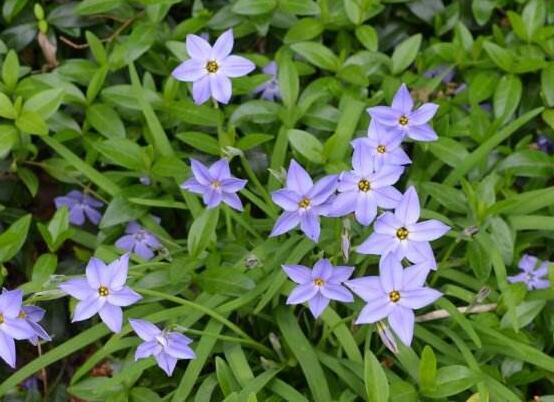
[
  {"left": 329, "top": 266, "right": 354, "bottom": 283},
  {"left": 107, "top": 287, "right": 141, "bottom": 307},
  {"left": 330, "top": 191, "right": 357, "bottom": 217},
  {"left": 345, "top": 277, "right": 382, "bottom": 302},
  {"left": 395, "top": 186, "right": 420, "bottom": 225},
  {"left": 379, "top": 255, "right": 403, "bottom": 293},
  {"left": 73, "top": 296, "right": 105, "bottom": 322},
  {"left": 1, "top": 318, "right": 35, "bottom": 340},
  {"left": 409, "top": 103, "right": 438, "bottom": 125},
  {"left": 367, "top": 106, "right": 400, "bottom": 126},
  {"left": 107, "top": 254, "right": 129, "bottom": 290},
  {"left": 407, "top": 124, "right": 437, "bottom": 142},
  {"left": 355, "top": 194, "right": 377, "bottom": 226},
  {"left": 312, "top": 259, "right": 333, "bottom": 281},
  {"left": 86, "top": 257, "right": 106, "bottom": 288},
  {"left": 220, "top": 177, "right": 247, "bottom": 192},
  {"left": 190, "top": 159, "right": 212, "bottom": 185},
  {"left": 374, "top": 212, "right": 400, "bottom": 235},
  {"left": 407, "top": 220, "right": 450, "bottom": 241},
  {"left": 272, "top": 189, "right": 301, "bottom": 211},
  {"left": 203, "top": 189, "right": 223, "bottom": 208},
  {"left": 59, "top": 278, "right": 94, "bottom": 300},
  {"left": 0, "top": 289, "right": 23, "bottom": 318},
  {"left": 209, "top": 159, "right": 231, "bottom": 180},
  {"left": 307, "top": 175, "right": 337, "bottom": 206},
  {"left": 155, "top": 351, "right": 178, "bottom": 376},
  {"left": 300, "top": 212, "right": 320, "bottom": 242},
  {"left": 135, "top": 340, "right": 160, "bottom": 360},
  {"left": 222, "top": 193, "right": 243, "bottom": 211},
  {"left": 357, "top": 232, "right": 396, "bottom": 255}
]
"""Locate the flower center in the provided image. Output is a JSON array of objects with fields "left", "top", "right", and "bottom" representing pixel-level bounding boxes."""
[
  {"left": 314, "top": 278, "right": 325, "bottom": 287},
  {"left": 0, "top": 313, "right": 4, "bottom": 324},
  {"left": 298, "top": 198, "right": 311, "bottom": 209},
  {"left": 18, "top": 311, "right": 26, "bottom": 319},
  {"left": 376, "top": 144, "right": 386, "bottom": 154},
  {"left": 358, "top": 179, "right": 371, "bottom": 192},
  {"left": 398, "top": 115, "right": 409, "bottom": 126},
  {"left": 134, "top": 230, "right": 147, "bottom": 241},
  {"left": 98, "top": 286, "right": 109, "bottom": 297},
  {"left": 389, "top": 290, "right": 401, "bottom": 303},
  {"left": 211, "top": 180, "right": 221, "bottom": 189},
  {"left": 396, "top": 227, "right": 409, "bottom": 240},
  {"left": 206, "top": 60, "right": 219, "bottom": 73}
]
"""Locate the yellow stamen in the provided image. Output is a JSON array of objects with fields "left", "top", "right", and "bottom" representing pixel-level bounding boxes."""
[
  {"left": 358, "top": 179, "right": 370, "bottom": 192},
  {"left": 376, "top": 144, "right": 386, "bottom": 154},
  {"left": 18, "top": 311, "right": 26, "bottom": 319},
  {"left": 396, "top": 227, "right": 409, "bottom": 240},
  {"left": 398, "top": 115, "right": 409, "bottom": 126},
  {"left": 389, "top": 290, "right": 401, "bottom": 303},
  {"left": 206, "top": 60, "right": 219, "bottom": 73},
  {"left": 298, "top": 198, "right": 311, "bottom": 209},
  {"left": 0, "top": 313, "right": 4, "bottom": 324},
  {"left": 98, "top": 286, "right": 109, "bottom": 297},
  {"left": 211, "top": 180, "right": 221, "bottom": 189},
  {"left": 314, "top": 278, "right": 325, "bottom": 287}
]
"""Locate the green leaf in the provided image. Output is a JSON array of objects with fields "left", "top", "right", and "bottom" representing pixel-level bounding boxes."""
[
  {"left": 278, "top": 0, "right": 319, "bottom": 15},
  {"left": 15, "top": 109, "right": 48, "bottom": 136},
  {"left": 355, "top": 25, "right": 378, "bottom": 51},
  {"left": 0, "top": 125, "right": 18, "bottom": 158},
  {"left": 522, "top": 0, "right": 545, "bottom": 40},
  {"left": 278, "top": 55, "right": 299, "bottom": 108},
  {"left": 288, "top": 129, "right": 324, "bottom": 164},
  {"left": 391, "top": 34, "right": 422, "bottom": 75},
  {"left": 0, "top": 214, "right": 31, "bottom": 263},
  {"left": 176, "top": 132, "right": 220, "bottom": 156},
  {"left": 86, "top": 31, "right": 107, "bottom": 65},
  {"left": 197, "top": 268, "right": 255, "bottom": 297},
  {"left": 232, "top": 0, "right": 276, "bottom": 15},
  {"left": 500, "top": 300, "right": 546, "bottom": 329},
  {"left": 364, "top": 349, "right": 389, "bottom": 402},
  {"left": 86, "top": 103, "right": 126, "bottom": 138},
  {"left": 493, "top": 75, "right": 522, "bottom": 124},
  {"left": 284, "top": 18, "right": 324, "bottom": 43},
  {"left": 290, "top": 42, "right": 340, "bottom": 71},
  {"left": 31, "top": 253, "right": 57, "bottom": 285},
  {"left": 276, "top": 307, "right": 331, "bottom": 402},
  {"left": 541, "top": 64, "right": 554, "bottom": 107},
  {"left": 130, "top": 387, "right": 162, "bottom": 402},
  {"left": 2, "top": 50, "right": 19, "bottom": 91},
  {"left": 188, "top": 208, "right": 219, "bottom": 258},
  {"left": 17, "top": 166, "right": 38, "bottom": 196},
  {"left": 0, "top": 92, "right": 15, "bottom": 119},
  {"left": 422, "top": 366, "right": 477, "bottom": 398},
  {"left": 496, "top": 150, "right": 551, "bottom": 178},
  {"left": 419, "top": 346, "right": 437, "bottom": 392},
  {"left": 94, "top": 138, "right": 148, "bottom": 171},
  {"left": 471, "top": 0, "right": 495, "bottom": 26},
  {"left": 483, "top": 42, "right": 514, "bottom": 72},
  {"left": 76, "top": 0, "right": 123, "bottom": 15},
  {"left": 24, "top": 88, "right": 64, "bottom": 119},
  {"left": 100, "top": 196, "right": 146, "bottom": 229}
]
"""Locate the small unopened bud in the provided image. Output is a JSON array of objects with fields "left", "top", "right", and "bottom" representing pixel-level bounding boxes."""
[
  {"left": 139, "top": 175, "right": 151, "bottom": 186},
  {"left": 34, "top": 4, "right": 45, "bottom": 20},
  {"left": 244, "top": 253, "right": 260, "bottom": 269},
  {"left": 268, "top": 167, "right": 286, "bottom": 184},
  {"left": 475, "top": 287, "right": 491, "bottom": 303},
  {"left": 377, "top": 321, "right": 398, "bottom": 354},
  {"left": 269, "top": 332, "right": 283, "bottom": 360},
  {"left": 223, "top": 146, "right": 243, "bottom": 158},
  {"left": 341, "top": 228, "right": 351, "bottom": 262},
  {"left": 463, "top": 226, "right": 479, "bottom": 237}
]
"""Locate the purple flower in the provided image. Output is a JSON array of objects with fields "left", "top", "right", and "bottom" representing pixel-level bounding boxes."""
[
  {"left": 283, "top": 259, "right": 354, "bottom": 318},
  {"left": 181, "top": 158, "right": 247, "bottom": 211},
  {"left": 19, "top": 305, "right": 50, "bottom": 346},
  {"left": 358, "top": 120, "right": 411, "bottom": 169},
  {"left": 367, "top": 84, "right": 439, "bottom": 142},
  {"left": 115, "top": 222, "right": 161, "bottom": 261},
  {"left": 423, "top": 64, "right": 454, "bottom": 84},
  {"left": 54, "top": 190, "right": 103, "bottom": 226},
  {"left": 331, "top": 140, "right": 403, "bottom": 226},
  {"left": 346, "top": 255, "right": 441, "bottom": 346},
  {"left": 253, "top": 61, "right": 280, "bottom": 101},
  {"left": 129, "top": 319, "right": 195, "bottom": 376},
  {"left": 172, "top": 29, "right": 255, "bottom": 105},
  {"left": 357, "top": 186, "right": 450, "bottom": 268},
  {"left": 270, "top": 160, "right": 337, "bottom": 242},
  {"left": 59, "top": 254, "right": 142, "bottom": 333},
  {"left": 508, "top": 254, "right": 550, "bottom": 290},
  {"left": 0, "top": 289, "right": 36, "bottom": 367}
]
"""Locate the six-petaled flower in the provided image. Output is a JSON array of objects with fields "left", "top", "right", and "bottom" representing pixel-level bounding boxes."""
[
  {"left": 508, "top": 254, "right": 550, "bottom": 290},
  {"left": 172, "top": 29, "right": 255, "bottom": 104},
  {"left": 115, "top": 222, "right": 161, "bottom": 261},
  {"left": 0, "top": 289, "right": 36, "bottom": 367},
  {"left": 253, "top": 61, "right": 280, "bottom": 101},
  {"left": 54, "top": 190, "right": 103, "bottom": 226},
  {"left": 19, "top": 305, "right": 50, "bottom": 346},
  {"left": 130, "top": 319, "right": 196, "bottom": 376},
  {"left": 283, "top": 259, "right": 354, "bottom": 318}
]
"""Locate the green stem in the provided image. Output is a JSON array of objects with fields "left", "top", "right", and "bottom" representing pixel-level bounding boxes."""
[
  {"left": 240, "top": 155, "right": 275, "bottom": 213},
  {"left": 135, "top": 287, "right": 273, "bottom": 357}
]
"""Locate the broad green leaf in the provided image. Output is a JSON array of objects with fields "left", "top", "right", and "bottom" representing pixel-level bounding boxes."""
[
  {"left": 364, "top": 349, "right": 389, "bottom": 402},
  {"left": 419, "top": 346, "right": 437, "bottom": 391},
  {"left": 493, "top": 75, "right": 522, "bottom": 124},
  {"left": 0, "top": 215, "right": 31, "bottom": 263},
  {"left": 188, "top": 208, "right": 219, "bottom": 258},
  {"left": 94, "top": 138, "right": 148, "bottom": 171},
  {"left": 355, "top": 25, "right": 378, "bottom": 51},
  {"left": 278, "top": 54, "right": 299, "bottom": 108},
  {"left": 232, "top": 0, "right": 276, "bottom": 15},
  {"left": 284, "top": 18, "right": 324, "bottom": 43},
  {"left": 541, "top": 64, "right": 554, "bottom": 106},
  {"left": 2, "top": 50, "right": 19, "bottom": 91},
  {"left": 15, "top": 109, "right": 48, "bottom": 135},
  {"left": 483, "top": 42, "right": 514, "bottom": 72},
  {"left": 288, "top": 129, "right": 324, "bottom": 164},
  {"left": 0, "top": 92, "right": 15, "bottom": 119},
  {"left": 522, "top": 0, "right": 545, "bottom": 40},
  {"left": 391, "top": 34, "right": 421, "bottom": 75},
  {"left": 278, "top": 0, "right": 319, "bottom": 15},
  {"left": 77, "top": 0, "right": 123, "bottom": 15},
  {"left": 422, "top": 366, "right": 477, "bottom": 398},
  {"left": 86, "top": 103, "right": 126, "bottom": 138},
  {"left": 290, "top": 42, "right": 340, "bottom": 71},
  {"left": 24, "top": 88, "right": 64, "bottom": 118}
]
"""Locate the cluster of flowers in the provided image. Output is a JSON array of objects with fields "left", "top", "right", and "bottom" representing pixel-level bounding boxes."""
[{"left": 3, "top": 30, "right": 551, "bottom": 376}]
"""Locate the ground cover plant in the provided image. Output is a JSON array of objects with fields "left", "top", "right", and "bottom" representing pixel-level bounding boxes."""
[{"left": 0, "top": 0, "right": 553, "bottom": 400}]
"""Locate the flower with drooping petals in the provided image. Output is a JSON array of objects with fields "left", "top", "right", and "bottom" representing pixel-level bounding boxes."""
[
  {"left": 270, "top": 160, "right": 337, "bottom": 242},
  {"left": 331, "top": 140, "right": 404, "bottom": 226},
  {"left": 172, "top": 29, "right": 255, "bottom": 104},
  {"left": 59, "top": 254, "right": 142, "bottom": 333},
  {"left": 115, "top": 222, "right": 161, "bottom": 261},
  {"left": 346, "top": 255, "right": 441, "bottom": 346},
  {"left": 508, "top": 254, "right": 550, "bottom": 290},
  {"left": 54, "top": 190, "right": 103, "bottom": 226},
  {"left": 181, "top": 158, "right": 247, "bottom": 211},
  {"left": 357, "top": 186, "right": 450, "bottom": 268},
  {"left": 130, "top": 319, "right": 195, "bottom": 376},
  {"left": 253, "top": 61, "right": 280, "bottom": 101},
  {"left": 355, "top": 120, "right": 411, "bottom": 169},
  {"left": 19, "top": 305, "right": 50, "bottom": 346},
  {"left": 367, "top": 84, "right": 439, "bottom": 142},
  {"left": 0, "top": 289, "right": 36, "bottom": 367},
  {"left": 283, "top": 259, "right": 354, "bottom": 318}
]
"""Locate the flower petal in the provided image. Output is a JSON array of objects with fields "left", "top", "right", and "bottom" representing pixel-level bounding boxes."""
[
  {"left": 329, "top": 266, "right": 354, "bottom": 283},
  {"left": 107, "top": 254, "right": 130, "bottom": 290},
  {"left": 286, "top": 283, "right": 318, "bottom": 305},
  {"left": 129, "top": 319, "right": 161, "bottom": 341},
  {"left": 321, "top": 284, "right": 353, "bottom": 302},
  {"left": 22, "top": 306, "right": 45, "bottom": 322},
  {"left": 59, "top": 278, "right": 94, "bottom": 300},
  {"left": 0, "top": 289, "right": 23, "bottom": 318},
  {"left": 209, "top": 74, "right": 232, "bottom": 104},
  {"left": 345, "top": 277, "right": 383, "bottom": 302},
  {"left": 379, "top": 255, "right": 403, "bottom": 293},
  {"left": 355, "top": 298, "right": 394, "bottom": 324},
  {"left": 356, "top": 232, "right": 396, "bottom": 256},
  {"left": 518, "top": 254, "right": 539, "bottom": 273},
  {"left": 108, "top": 287, "right": 142, "bottom": 307},
  {"left": 367, "top": 106, "right": 401, "bottom": 126},
  {"left": 86, "top": 257, "right": 108, "bottom": 289},
  {"left": 134, "top": 242, "right": 155, "bottom": 260},
  {"left": 186, "top": 34, "right": 212, "bottom": 60},
  {"left": 222, "top": 193, "right": 243, "bottom": 211},
  {"left": 84, "top": 206, "right": 102, "bottom": 225},
  {"left": 373, "top": 187, "right": 403, "bottom": 209},
  {"left": 270, "top": 212, "right": 300, "bottom": 237},
  {"left": 68, "top": 206, "right": 85, "bottom": 226},
  {"left": 406, "top": 124, "right": 438, "bottom": 142},
  {"left": 407, "top": 220, "right": 450, "bottom": 241},
  {"left": 286, "top": 160, "right": 313, "bottom": 194},
  {"left": 404, "top": 241, "right": 436, "bottom": 268},
  {"left": 221, "top": 177, "right": 246, "bottom": 192},
  {"left": 202, "top": 189, "right": 223, "bottom": 208},
  {"left": 330, "top": 191, "right": 357, "bottom": 217},
  {"left": 388, "top": 307, "right": 415, "bottom": 346},
  {"left": 1, "top": 318, "right": 34, "bottom": 340},
  {"left": 0, "top": 331, "right": 16, "bottom": 368},
  {"left": 73, "top": 296, "right": 104, "bottom": 322},
  {"left": 220, "top": 55, "right": 255, "bottom": 78},
  {"left": 355, "top": 193, "right": 377, "bottom": 226},
  {"left": 190, "top": 159, "right": 212, "bottom": 185},
  {"left": 172, "top": 59, "right": 206, "bottom": 82},
  {"left": 300, "top": 212, "right": 320, "bottom": 242},
  {"left": 402, "top": 264, "right": 431, "bottom": 289},
  {"left": 98, "top": 303, "right": 123, "bottom": 333},
  {"left": 209, "top": 159, "right": 231, "bottom": 180},
  {"left": 409, "top": 103, "right": 438, "bottom": 125},
  {"left": 391, "top": 84, "right": 413, "bottom": 113},
  {"left": 307, "top": 175, "right": 338, "bottom": 206},
  {"left": 372, "top": 165, "right": 404, "bottom": 188},
  {"left": 395, "top": 186, "right": 420, "bottom": 225},
  {"left": 155, "top": 351, "right": 178, "bottom": 376},
  {"left": 282, "top": 265, "right": 312, "bottom": 284},
  {"left": 312, "top": 259, "right": 333, "bottom": 281},
  {"left": 115, "top": 235, "right": 135, "bottom": 253},
  {"left": 399, "top": 288, "right": 442, "bottom": 309},
  {"left": 192, "top": 75, "right": 211, "bottom": 105},
  {"left": 135, "top": 340, "right": 160, "bottom": 360},
  {"left": 351, "top": 139, "right": 374, "bottom": 176},
  {"left": 211, "top": 29, "right": 234, "bottom": 60},
  {"left": 272, "top": 189, "right": 301, "bottom": 211},
  {"left": 165, "top": 333, "right": 196, "bottom": 359},
  {"left": 307, "top": 293, "right": 329, "bottom": 318}
]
